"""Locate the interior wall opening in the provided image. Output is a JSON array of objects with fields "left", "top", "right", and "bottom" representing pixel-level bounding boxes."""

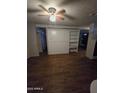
[
  {"left": 78, "top": 29, "right": 89, "bottom": 54},
  {"left": 36, "top": 27, "right": 48, "bottom": 55}
]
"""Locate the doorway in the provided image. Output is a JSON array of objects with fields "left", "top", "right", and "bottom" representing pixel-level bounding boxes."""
[
  {"left": 36, "top": 27, "right": 47, "bottom": 55},
  {"left": 79, "top": 29, "right": 89, "bottom": 54},
  {"left": 93, "top": 41, "right": 97, "bottom": 57}
]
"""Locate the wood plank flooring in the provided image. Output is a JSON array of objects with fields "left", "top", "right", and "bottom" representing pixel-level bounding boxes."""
[{"left": 27, "top": 52, "right": 97, "bottom": 93}]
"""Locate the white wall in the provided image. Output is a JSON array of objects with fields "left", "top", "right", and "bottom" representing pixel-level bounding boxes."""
[
  {"left": 86, "top": 33, "right": 96, "bottom": 59},
  {"left": 46, "top": 28, "right": 70, "bottom": 55},
  {"left": 27, "top": 23, "right": 39, "bottom": 58},
  {"left": 86, "top": 23, "right": 97, "bottom": 59}
]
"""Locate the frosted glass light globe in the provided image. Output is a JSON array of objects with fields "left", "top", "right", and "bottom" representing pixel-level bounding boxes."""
[{"left": 49, "top": 15, "right": 56, "bottom": 22}]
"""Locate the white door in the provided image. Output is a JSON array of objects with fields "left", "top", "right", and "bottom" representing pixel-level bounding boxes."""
[{"left": 47, "top": 28, "right": 69, "bottom": 55}]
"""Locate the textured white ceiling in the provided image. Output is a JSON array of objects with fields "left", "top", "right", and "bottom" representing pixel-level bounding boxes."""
[{"left": 27, "top": 0, "right": 97, "bottom": 26}]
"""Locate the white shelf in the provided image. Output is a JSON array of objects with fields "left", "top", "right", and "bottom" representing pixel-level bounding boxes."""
[{"left": 69, "top": 31, "right": 79, "bottom": 52}]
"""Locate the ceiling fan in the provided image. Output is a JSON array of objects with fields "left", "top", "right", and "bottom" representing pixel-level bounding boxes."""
[{"left": 28, "top": 4, "right": 75, "bottom": 22}]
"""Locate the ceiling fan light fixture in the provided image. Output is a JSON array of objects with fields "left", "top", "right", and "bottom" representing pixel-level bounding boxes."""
[
  {"left": 48, "top": 7, "right": 56, "bottom": 22},
  {"left": 49, "top": 14, "right": 56, "bottom": 22},
  {"left": 48, "top": 7, "right": 56, "bottom": 14}
]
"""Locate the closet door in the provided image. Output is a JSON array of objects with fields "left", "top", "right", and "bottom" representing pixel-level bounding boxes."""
[{"left": 47, "top": 29, "right": 69, "bottom": 55}]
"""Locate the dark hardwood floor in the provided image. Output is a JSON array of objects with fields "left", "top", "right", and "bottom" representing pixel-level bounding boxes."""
[{"left": 27, "top": 52, "right": 97, "bottom": 93}]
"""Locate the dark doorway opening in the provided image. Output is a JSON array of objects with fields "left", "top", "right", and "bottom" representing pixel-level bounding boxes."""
[
  {"left": 36, "top": 27, "right": 47, "bottom": 55},
  {"left": 79, "top": 30, "right": 89, "bottom": 50},
  {"left": 78, "top": 29, "right": 89, "bottom": 56},
  {"left": 93, "top": 41, "right": 97, "bottom": 56}
]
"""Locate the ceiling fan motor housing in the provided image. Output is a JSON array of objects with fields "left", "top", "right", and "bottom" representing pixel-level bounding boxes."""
[{"left": 48, "top": 7, "right": 56, "bottom": 14}]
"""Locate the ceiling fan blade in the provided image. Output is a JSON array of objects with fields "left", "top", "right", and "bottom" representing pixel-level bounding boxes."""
[
  {"left": 65, "top": 14, "right": 75, "bottom": 20},
  {"left": 38, "top": 5, "right": 49, "bottom": 13},
  {"left": 56, "top": 9, "right": 66, "bottom": 15},
  {"left": 89, "top": 12, "right": 97, "bottom": 16},
  {"left": 27, "top": 9, "right": 42, "bottom": 13},
  {"left": 38, "top": 14, "right": 49, "bottom": 16},
  {"left": 89, "top": 10, "right": 97, "bottom": 16},
  {"left": 56, "top": 15, "right": 64, "bottom": 20},
  {"left": 38, "top": 0, "right": 48, "bottom": 4},
  {"left": 59, "top": 0, "right": 82, "bottom": 6}
]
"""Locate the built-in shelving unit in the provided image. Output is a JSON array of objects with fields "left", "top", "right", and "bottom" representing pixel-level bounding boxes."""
[{"left": 69, "top": 31, "right": 80, "bottom": 52}]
